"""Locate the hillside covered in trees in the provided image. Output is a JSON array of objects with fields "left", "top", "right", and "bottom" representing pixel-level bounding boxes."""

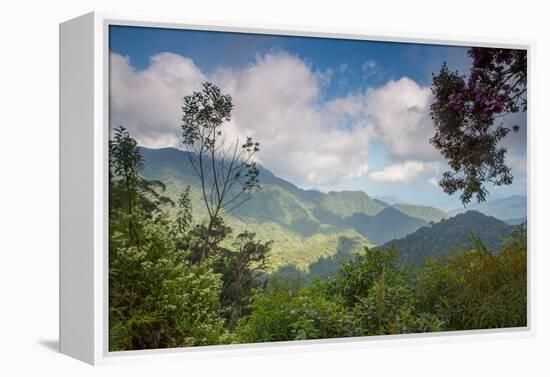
[
  {"left": 106, "top": 12, "right": 530, "bottom": 352},
  {"left": 109, "top": 124, "right": 527, "bottom": 351},
  {"left": 107, "top": 52, "right": 528, "bottom": 349},
  {"left": 138, "top": 147, "right": 451, "bottom": 270},
  {"left": 379, "top": 211, "right": 515, "bottom": 265}
]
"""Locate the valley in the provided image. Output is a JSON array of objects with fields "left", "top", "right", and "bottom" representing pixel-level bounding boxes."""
[{"left": 139, "top": 147, "right": 522, "bottom": 274}]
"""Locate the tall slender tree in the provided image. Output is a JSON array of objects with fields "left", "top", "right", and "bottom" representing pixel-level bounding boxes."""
[
  {"left": 109, "top": 127, "right": 144, "bottom": 245},
  {"left": 109, "top": 127, "right": 174, "bottom": 244},
  {"left": 181, "top": 82, "right": 261, "bottom": 261}
]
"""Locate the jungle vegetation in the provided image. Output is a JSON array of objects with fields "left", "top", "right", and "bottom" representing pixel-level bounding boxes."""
[{"left": 109, "top": 83, "right": 527, "bottom": 351}]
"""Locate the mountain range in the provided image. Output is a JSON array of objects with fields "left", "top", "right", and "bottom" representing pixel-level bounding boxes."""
[
  {"left": 379, "top": 210, "right": 515, "bottom": 265},
  {"left": 373, "top": 195, "right": 404, "bottom": 205},
  {"left": 449, "top": 195, "right": 527, "bottom": 224},
  {"left": 139, "top": 147, "right": 522, "bottom": 272},
  {"left": 303, "top": 210, "right": 515, "bottom": 278}
]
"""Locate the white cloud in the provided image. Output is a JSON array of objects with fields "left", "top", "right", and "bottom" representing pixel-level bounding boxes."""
[
  {"left": 324, "top": 77, "right": 439, "bottom": 162},
  {"left": 428, "top": 177, "right": 440, "bottom": 187},
  {"left": 365, "top": 77, "right": 438, "bottom": 160},
  {"left": 326, "top": 94, "right": 366, "bottom": 118},
  {"left": 369, "top": 161, "right": 439, "bottom": 183},
  {"left": 110, "top": 53, "right": 205, "bottom": 148},
  {"left": 110, "top": 51, "right": 445, "bottom": 188},
  {"left": 110, "top": 51, "right": 374, "bottom": 187}
]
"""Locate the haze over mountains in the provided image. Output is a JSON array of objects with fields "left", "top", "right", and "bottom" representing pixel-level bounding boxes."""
[
  {"left": 449, "top": 195, "right": 526, "bottom": 224},
  {"left": 380, "top": 211, "right": 515, "bottom": 265},
  {"left": 139, "top": 147, "right": 524, "bottom": 272},
  {"left": 373, "top": 196, "right": 404, "bottom": 205}
]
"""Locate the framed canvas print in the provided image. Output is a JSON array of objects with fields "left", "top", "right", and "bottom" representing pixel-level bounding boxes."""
[{"left": 59, "top": 12, "right": 533, "bottom": 365}]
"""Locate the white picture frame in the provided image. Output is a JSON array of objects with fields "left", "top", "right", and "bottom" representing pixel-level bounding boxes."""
[{"left": 59, "top": 11, "right": 535, "bottom": 365}]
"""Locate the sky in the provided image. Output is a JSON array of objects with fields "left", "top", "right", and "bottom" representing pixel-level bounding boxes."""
[{"left": 109, "top": 25, "right": 527, "bottom": 211}]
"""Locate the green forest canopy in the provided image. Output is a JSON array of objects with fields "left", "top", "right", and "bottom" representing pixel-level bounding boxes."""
[{"left": 109, "top": 127, "right": 526, "bottom": 351}]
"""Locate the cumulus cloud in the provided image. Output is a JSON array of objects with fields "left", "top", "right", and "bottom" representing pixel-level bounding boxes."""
[
  {"left": 365, "top": 78, "right": 438, "bottom": 160},
  {"left": 110, "top": 50, "right": 445, "bottom": 188},
  {"left": 110, "top": 51, "right": 373, "bottom": 187},
  {"left": 369, "top": 161, "right": 439, "bottom": 183},
  {"left": 325, "top": 77, "right": 439, "bottom": 161},
  {"left": 211, "top": 52, "right": 372, "bottom": 186},
  {"left": 110, "top": 53, "right": 205, "bottom": 148}
]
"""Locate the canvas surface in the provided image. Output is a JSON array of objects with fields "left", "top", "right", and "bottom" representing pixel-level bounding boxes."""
[{"left": 107, "top": 25, "right": 528, "bottom": 351}]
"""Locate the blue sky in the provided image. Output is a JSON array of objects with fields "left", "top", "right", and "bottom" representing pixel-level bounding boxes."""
[
  {"left": 109, "top": 26, "right": 527, "bottom": 211},
  {"left": 110, "top": 26, "right": 471, "bottom": 92}
]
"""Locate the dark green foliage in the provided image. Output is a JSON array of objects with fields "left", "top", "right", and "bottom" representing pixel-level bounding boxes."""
[
  {"left": 330, "top": 246, "right": 402, "bottom": 307},
  {"left": 109, "top": 129, "right": 227, "bottom": 350},
  {"left": 110, "top": 127, "right": 174, "bottom": 229},
  {"left": 308, "top": 236, "right": 359, "bottom": 279},
  {"left": 174, "top": 185, "right": 193, "bottom": 234},
  {"left": 218, "top": 231, "right": 272, "bottom": 327},
  {"left": 109, "top": 127, "right": 144, "bottom": 245},
  {"left": 235, "top": 285, "right": 356, "bottom": 343},
  {"left": 238, "top": 246, "right": 427, "bottom": 342},
  {"left": 109, "top": 104, "right": 526, "bottom": 352},
  {"left": 430, "top": 49, "right": 527, "bottom": 204},
  {"left": 237, "top": 247, "right": 441, "bottom": 341},
  {"left": 180, "top": 83, "right": 261, "bottom": 262},
  {"left": 139, "top": 147, "right": 453, "bottom": 270},
  {"left": 266, "top": 265, "right": 308, "bottom": 293},
  {"left": 185, "top": 217, "right": 233, "bottom": 264},
  {"left": 109, "top": 221, "right": 227, "bottom": 350},
  {"left": 109, "top": 127, "right": 271, "bottom": 350},
  {"left": 350, "top": 276, "right": 444, "bottom": 336},
  {"left": 353, "top": 206, "right": 429, "bottom": 245},
  {"left": 110, "top": 127, "right": 144, "bottom": 184},
  {"left": 379, "top": 210, "right": 514, "bottom": 265},
  {"left": 415, "top": 225, "right": 527, "bottom": 329},
  {"left": 237, "top": 229, "right": 526, "bottom": 342}
]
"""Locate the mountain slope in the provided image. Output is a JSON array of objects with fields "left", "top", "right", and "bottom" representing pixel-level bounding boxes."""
[
  {"left": 363, "top": 206, "right": 430, "bottom": 244},
  {"left": 380, "top": 211, "right": 515, "bottom": 265},
  {"left": 373, "top": 195, "right": 403, "bottom": 205},
  {"left": 391, "top": 203, "right": 448, "bottom": 223},
  {"left": 139, "top": 147, "right": 451, "bottom": 270},
  {"left": 315, "top": 191, "right": 385, "bottom": 218}
]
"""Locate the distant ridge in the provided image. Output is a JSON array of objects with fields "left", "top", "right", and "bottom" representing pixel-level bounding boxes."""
[
  {"left": 139, "top": 147, "right": 466, "bottom": 270},
  {"left": 504, "top": 217, "right": 527, "bottom": 225},
  {"left": 373, "top": 195, "right": 403, "bottom": 205},
  {"left": 449, "top": 195, "right": 526, "bottom": 222},
  {"left": 379, "top": 210, "right": 515, "bottom": 265}
]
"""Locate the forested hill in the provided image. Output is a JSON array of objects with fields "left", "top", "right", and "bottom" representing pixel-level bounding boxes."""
[
  {"left": 139, "top": 147, "right": 448, "bottom": 271},
  {"left": 379, "top": 210, "right": 516, "bottom": 265}
]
